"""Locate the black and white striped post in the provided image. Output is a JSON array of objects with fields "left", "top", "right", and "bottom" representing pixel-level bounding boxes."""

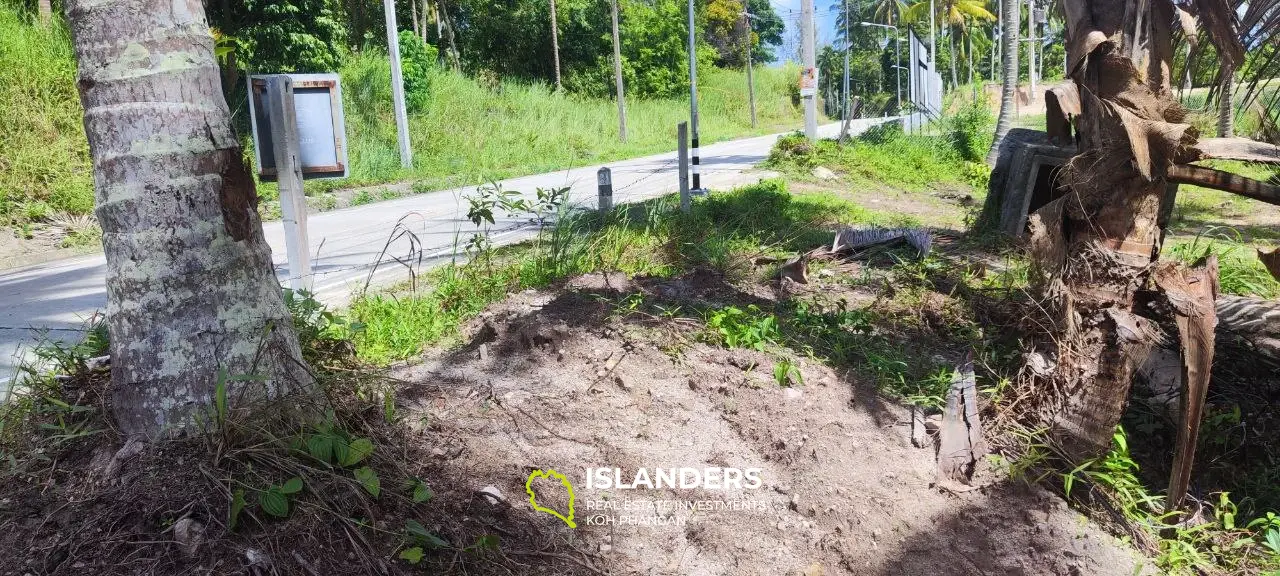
[
  {"left": 597, "top": 167, "right": 613, "bottom": 213},
  {"left": 691, "top": 134, "right": 701, "bottom": 193},
  {"left": 686, "top": 0, "right": 704, "bottom": 195}
]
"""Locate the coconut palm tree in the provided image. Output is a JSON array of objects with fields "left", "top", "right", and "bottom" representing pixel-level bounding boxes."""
[
  {"left": 905, "top": 0, "right": 995, "bottom": 88},
  {"left": 1027, "top": 0, "right": 1280, "bottom": 514},
  {"left": 63, "top": 0, "right": 313, "bottom": 437}
]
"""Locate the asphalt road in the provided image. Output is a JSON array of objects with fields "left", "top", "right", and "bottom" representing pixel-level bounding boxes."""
[{"left": 0, "top": 118, "right": 895, "bottom": 389}]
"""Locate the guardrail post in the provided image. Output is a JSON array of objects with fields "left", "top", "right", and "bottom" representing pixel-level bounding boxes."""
[{"left": 597, "top": 167, "right": 613, "bottom": 213}]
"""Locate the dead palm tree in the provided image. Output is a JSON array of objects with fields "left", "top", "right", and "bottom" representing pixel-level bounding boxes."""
[{"left": 1028, "top": 0, "right": 1280, "bottom": 513}]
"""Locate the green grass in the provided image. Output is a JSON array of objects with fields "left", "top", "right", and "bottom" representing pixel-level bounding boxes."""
[
  {"left": 1017, "top": 427, "right": 1280, "bottom": 575},
  {"left": 0, "top": 8, "right": 812, "bottom": 227},
  {"left": 1164, "top": 228, "right": 1280, "bottom": 298},
  {"left": 764, "top": 107, "right": 992, "bottom": 195},
  {"left": 319, "top": 51, "right": 808, "bottom": 194},
  {"left": 349, "top": 179, "right": 912, "bottom": 364},
  {"left": 0, "top": 7, "right": 93, "bottom": 225}
]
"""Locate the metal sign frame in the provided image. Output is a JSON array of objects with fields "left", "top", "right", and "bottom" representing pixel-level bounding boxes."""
[{"left": 248, "top": 73, "right": 348, "bottom": 181}]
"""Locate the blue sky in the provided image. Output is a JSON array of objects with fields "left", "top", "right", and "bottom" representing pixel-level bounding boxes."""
[{"left": 769, "top": 0, "right": 843, "bottom": 64}]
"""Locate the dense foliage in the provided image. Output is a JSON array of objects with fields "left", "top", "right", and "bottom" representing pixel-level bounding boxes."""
[
  {"left": 206, "top": 0, "right": 346, "bottom": 73},
  {"left": 201, "top": 0, "right": 784, "bottom": 100}
]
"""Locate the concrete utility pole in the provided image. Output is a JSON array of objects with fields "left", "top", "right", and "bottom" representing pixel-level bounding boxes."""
[
  {"left": 611, "top": 0, "right": 627, "bottom": 142},
  {"left": 1027, "top": 0, "right": 1036, "bottom": 102},
  {"left": 687, "top": 0, "right": 703, "bottom": 190},
  {"left": 550, "top": 0, "right": 562, "bottom": 90},
  {"left": 384, "top": 0, "right": 413, "bottom": 168},
  {"left": 842, "top": 1, "right": 851, "bottom": 123},
  {"left": 801, "top": 0, "right": 817, "bottom": 141},
  {"left": 743, "top": 11, "right": 757, "bottom": 128}
]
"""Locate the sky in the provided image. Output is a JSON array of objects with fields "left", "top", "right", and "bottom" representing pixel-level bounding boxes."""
[{"left": 769, "top": 0, "right": 846, "bottom": 64}]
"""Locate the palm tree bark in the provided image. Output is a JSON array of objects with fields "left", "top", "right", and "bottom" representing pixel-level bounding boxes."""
[
  {"left": 63, "top": 0, "right": 313, "bottom": 437},
  {"left": 949, "top": 25, "right": 960, "bottom": 88},
  {"left": 1218, "top": 62, "right": 1235, "bottom": 137},
  {"left": 37, "top": 0, "right": 52, "bottom": 25},
  {"left": 984, "top": 0, "right": 1019, "bottom": 165}
]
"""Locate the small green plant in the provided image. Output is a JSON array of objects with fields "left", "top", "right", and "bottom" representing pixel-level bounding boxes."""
[
  {"left": 258, "top": 476, "right": 305, "bottom": 518},
  {"left": 350, "top": 189, "right": 376, "bottom": 206},
  {"left": 283, "top": 289, "right": 364, "bottom": 365},
  {"left": 773, "top": 356, "right": 802, "bottom": 386},
  {"left": 705, "top": 305, "right": 779, "bottom": 351}
]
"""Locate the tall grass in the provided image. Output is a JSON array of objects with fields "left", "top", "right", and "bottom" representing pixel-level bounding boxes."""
[
  {"left": 0, "top": 7, "right": 809, "bottom": 226},
  {"left": 1164, "top": 228, "right": 1280, "bottom": 299},
  {"left": 0, "top": 6, "right": 93, "bottom": 224},
  {"left": 329, "top": 50, "right": 808, "bottom": 189},
  {"left": 764, "top": 123, "right": 986, "bottom": 192}
]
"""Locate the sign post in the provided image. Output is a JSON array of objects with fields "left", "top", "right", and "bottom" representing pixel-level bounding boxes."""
[
  {"left": 597, "top": 168, "right": 613, "bottom": 213},
  {"left": 248, "top": 73, "right": 348, "bottom": 293},
  {"left": 677, "top": 122, "right": 690, "bottom": 214},
  {"left": 265, "top": 76, "right": 311, "bottom": 292}
]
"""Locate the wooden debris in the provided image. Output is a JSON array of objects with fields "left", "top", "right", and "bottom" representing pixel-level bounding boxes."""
[
  {"left": 910, "top": 406, "right": 930, "bottom": 448},
  {"left": 937, "top": 358, "right": 986, "bottom": 484},
  {"left": 1167, "top": 164, "right": 1280, "bottom": 207},
  {"left": 1259, "top": 247, "right": 1280, "bottom": 282},
  {"left": 1154, "top": 257, "right": 1220, "bottom": 512}
]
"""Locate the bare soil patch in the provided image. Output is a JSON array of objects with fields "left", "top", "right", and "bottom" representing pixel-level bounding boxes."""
[{"left": 389, "top": 269, "right": 1154, "bottom": 575}]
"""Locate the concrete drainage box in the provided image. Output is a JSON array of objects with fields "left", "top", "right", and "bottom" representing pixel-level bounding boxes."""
[{"left": 997, "top": 140, "right": 1075, "bottom": 237}]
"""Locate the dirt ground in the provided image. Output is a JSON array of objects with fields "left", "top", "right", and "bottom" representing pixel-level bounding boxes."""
[{"left": 391, "top": 268, "right": 1155, "bottom": 576}]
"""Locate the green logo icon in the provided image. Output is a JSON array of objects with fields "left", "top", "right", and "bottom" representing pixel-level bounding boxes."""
[{"left": 525, "top": 468, "right": 576, "bottom": 528}]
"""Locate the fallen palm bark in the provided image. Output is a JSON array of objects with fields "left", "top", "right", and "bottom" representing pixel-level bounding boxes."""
[
  {"left": 1153, "top": 258, "right": 1220, "bottom": 512},
  {"left": 778, "top": 227, "right": 933, "bottom": 284}
]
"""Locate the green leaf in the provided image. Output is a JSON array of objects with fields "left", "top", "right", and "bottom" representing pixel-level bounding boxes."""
[
  {"left": 259, "top": 488, "right": 290, "bottom": 518},
  {"left": 1264, "top": 528, "right": 1280, "bottom": 554},
  {"left": 229, "top": 488, "right": 246, "bottom": 531},
  {"left": 281, "top": 476, "right": 304, "bottom": 495},
  {"left": 340, "top": 437, "right": 374, "bottom": 467},
  {"left": 307, "top": 433, "right": 333, "bottom": 464},
  {"left": 214, "top": 370, "right": 228, "bottom": 426},
  {"left": 398, "top": 546, "right": 424, "bottom": 564},
  {"left": 406, "top": 520, "right": 449, "bottom": 549},
  {"left": 354, "top": 466, "right": 381, "bottom": 497},
  {"left": 412, "top": 480, "right": 434, "bottom": 504}
]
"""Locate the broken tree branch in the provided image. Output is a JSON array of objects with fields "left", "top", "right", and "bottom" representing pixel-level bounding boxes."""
[
  {"left": 1181, "top": 137, "right": 1280, "bottom": 164},
  {"left": 1166, "top": 164, "right": 1280, "bottom": 206}
]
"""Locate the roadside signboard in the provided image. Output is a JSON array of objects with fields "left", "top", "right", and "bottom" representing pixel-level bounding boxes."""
[
  {"left": 799, "top": 67, "right": 818, "bottom": 97},
  {"left": 247, "top": 73, "right": 348, "bottom": 181}
]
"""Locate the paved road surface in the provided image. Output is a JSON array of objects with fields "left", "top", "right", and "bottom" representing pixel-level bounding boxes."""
[{"left": 0, "top": 119, "right": 895, "bottom": 390}]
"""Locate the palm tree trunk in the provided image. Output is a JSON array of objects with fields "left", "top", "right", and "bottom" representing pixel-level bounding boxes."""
[
  {"left": 63, "top": 0, "right": 313, "bottom": 437},
  {"left": 1042, "top": 0, "right": 1227, "bottom": 460},
  {"left": 1218, "top": 62, "right": 1234, "bottom": 137},
  {"left": 984, "top": 0, "right": 1019, "bottom": 165},
  {"left": 949, "top": 25, "right": 959, "bottom": 88},
  {"left": 550, "top": 0, "right": 562, "bottom": 90},
  {"left": 967, "top": 27, "right": 974, "bottom": 85}
]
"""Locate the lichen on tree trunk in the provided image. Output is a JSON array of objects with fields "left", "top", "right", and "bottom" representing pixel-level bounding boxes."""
[{"left": 64, "top": 0, "right": 314, "bottom": 438}]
